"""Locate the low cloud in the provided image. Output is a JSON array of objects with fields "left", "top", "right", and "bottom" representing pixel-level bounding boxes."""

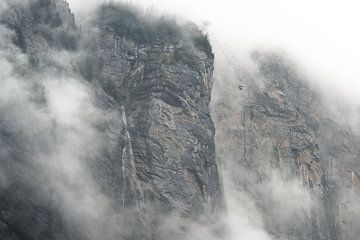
[{"left": 2, "top": 1, "right": 360, "bottom": 239}]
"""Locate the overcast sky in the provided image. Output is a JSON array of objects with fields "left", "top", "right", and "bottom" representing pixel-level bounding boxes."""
[{"left": 68, "top": 0, "right": 360, "bottom": 105}]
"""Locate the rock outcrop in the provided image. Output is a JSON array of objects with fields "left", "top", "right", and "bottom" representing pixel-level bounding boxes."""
[
  {"left": 92, "top": 4, "right": 222, "bottom": 218},
  {"left": 2, "top": 1, "right": 360, "bottom": 240},
  {"left": 214, "top": 51, "right": 360, "bottom": 240},
  {"left": 0, "top": 1, "right": 222, "bottom": 239}
]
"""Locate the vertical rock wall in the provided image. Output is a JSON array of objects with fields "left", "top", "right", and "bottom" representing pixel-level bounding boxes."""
[
  {"left": 214, "top": 51, "right": 360, "bottom": 240},
  {"left": 0, "top": 1, "right": 223, "bottom": 239}
]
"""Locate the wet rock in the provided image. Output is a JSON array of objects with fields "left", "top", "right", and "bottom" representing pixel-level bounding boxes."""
[{"left": 0, "top": 1, "right": 222, "bottom": 239}]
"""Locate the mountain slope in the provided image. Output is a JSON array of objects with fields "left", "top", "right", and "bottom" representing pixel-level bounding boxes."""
[
  {"left": 213, "top": 51, "right": 360, "bottom": 240},
  {"left": 0, "top": 1, "right": 222, "bottom": 239}
]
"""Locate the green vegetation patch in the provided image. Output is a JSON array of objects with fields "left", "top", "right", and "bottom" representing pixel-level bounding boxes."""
[
  {"left": 97, "top": 1, "right": 213, "bottom": 58},
  {"left": 98, "top": 3, "right": 182, "bottom": 45}
]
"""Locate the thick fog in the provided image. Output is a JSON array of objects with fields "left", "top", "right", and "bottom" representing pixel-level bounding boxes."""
[
  {"left": 65, "top": 1, "right": 356, "bottom": 240},
  {"left": 68, "top": 0, "right": 360, "bottom": 105},
  {"left": 1, "top": 0, "right": 359, "bottom": 239}
]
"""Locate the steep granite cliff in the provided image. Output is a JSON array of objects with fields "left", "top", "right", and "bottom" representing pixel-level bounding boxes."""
[
  {"left": 213, "top": 51, "right": 360, "bottom": 240},
  {"left": 1, "top": 1, "right": 359, "bottom": 240},
  {"left": 0, "top": 1, "right": 222, "bottom": 239}
]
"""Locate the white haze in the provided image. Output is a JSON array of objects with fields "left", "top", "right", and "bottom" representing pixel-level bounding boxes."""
[
  {"left": 0, "top": 6, "right": 121, "bottom": 238},
  {"left": 1, "top": 0, "right": 358, "bottom": 239},
  {"left": 69, "top": 0, "right": 360, "bottom": 105},
  {"left": 66, "top": 0, "right": 360, "bottom": 240}
]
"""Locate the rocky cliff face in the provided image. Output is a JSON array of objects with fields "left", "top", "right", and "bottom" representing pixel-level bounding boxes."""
[
  {"left": 1, "top": 1, "right": 359, "bottom": 240},
  {"left": 0, "top": 1, "right": 222, "bottom": 239},
  {"left": 320, "top": 117, "right": 360, "bottom": 240},
  {"left": 213, "top": 51, "right": 360, "bottom": 240},
  {"left": 92, "top": 4, "right": 222, "bottom": 217}
]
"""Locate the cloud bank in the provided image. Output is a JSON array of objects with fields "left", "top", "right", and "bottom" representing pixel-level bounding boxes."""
[
  {"left": 2, "top": 0, "right": 359, "bottom": 239},
  {"left": 68, "top": 0, "right": 360, "bottom": 105},
  {"left": 66, "top": 1, "right": 360, "bottom": 239}
]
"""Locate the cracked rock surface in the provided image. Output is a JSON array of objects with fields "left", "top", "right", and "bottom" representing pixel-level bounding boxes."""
[{"left": 0, "top": 1, "right": 222, "bottom": 239}]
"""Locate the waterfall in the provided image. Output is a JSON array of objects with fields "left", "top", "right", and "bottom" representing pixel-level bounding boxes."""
[{"left": 120, "top": 106, "right": 144, "bottom": 216}]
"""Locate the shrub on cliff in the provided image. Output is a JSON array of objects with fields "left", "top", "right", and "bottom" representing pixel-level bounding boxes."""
[{"left": 98, "top": 3, "right": 182, "bottom": 45}]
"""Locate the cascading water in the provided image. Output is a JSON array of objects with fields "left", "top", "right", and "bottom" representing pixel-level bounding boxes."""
[{"left": 120, "top": 106, "right": 144, "bottom": 216}]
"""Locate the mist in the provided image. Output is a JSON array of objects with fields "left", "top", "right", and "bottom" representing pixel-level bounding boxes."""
[
  {"left": 50, "top": 0, "right": 360, "bottom": 239},
  {"left": 65, "top": 0, "right": 360, "bottom": 144},
  {"left": 68, "top": 0, "right": 360, "bottom": 104},
  {"left": 1, "top": 0, "right": 359, "bottom": 239},
  {"left": 0, "top": 3, "right": 124, "bottom": 238}
]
